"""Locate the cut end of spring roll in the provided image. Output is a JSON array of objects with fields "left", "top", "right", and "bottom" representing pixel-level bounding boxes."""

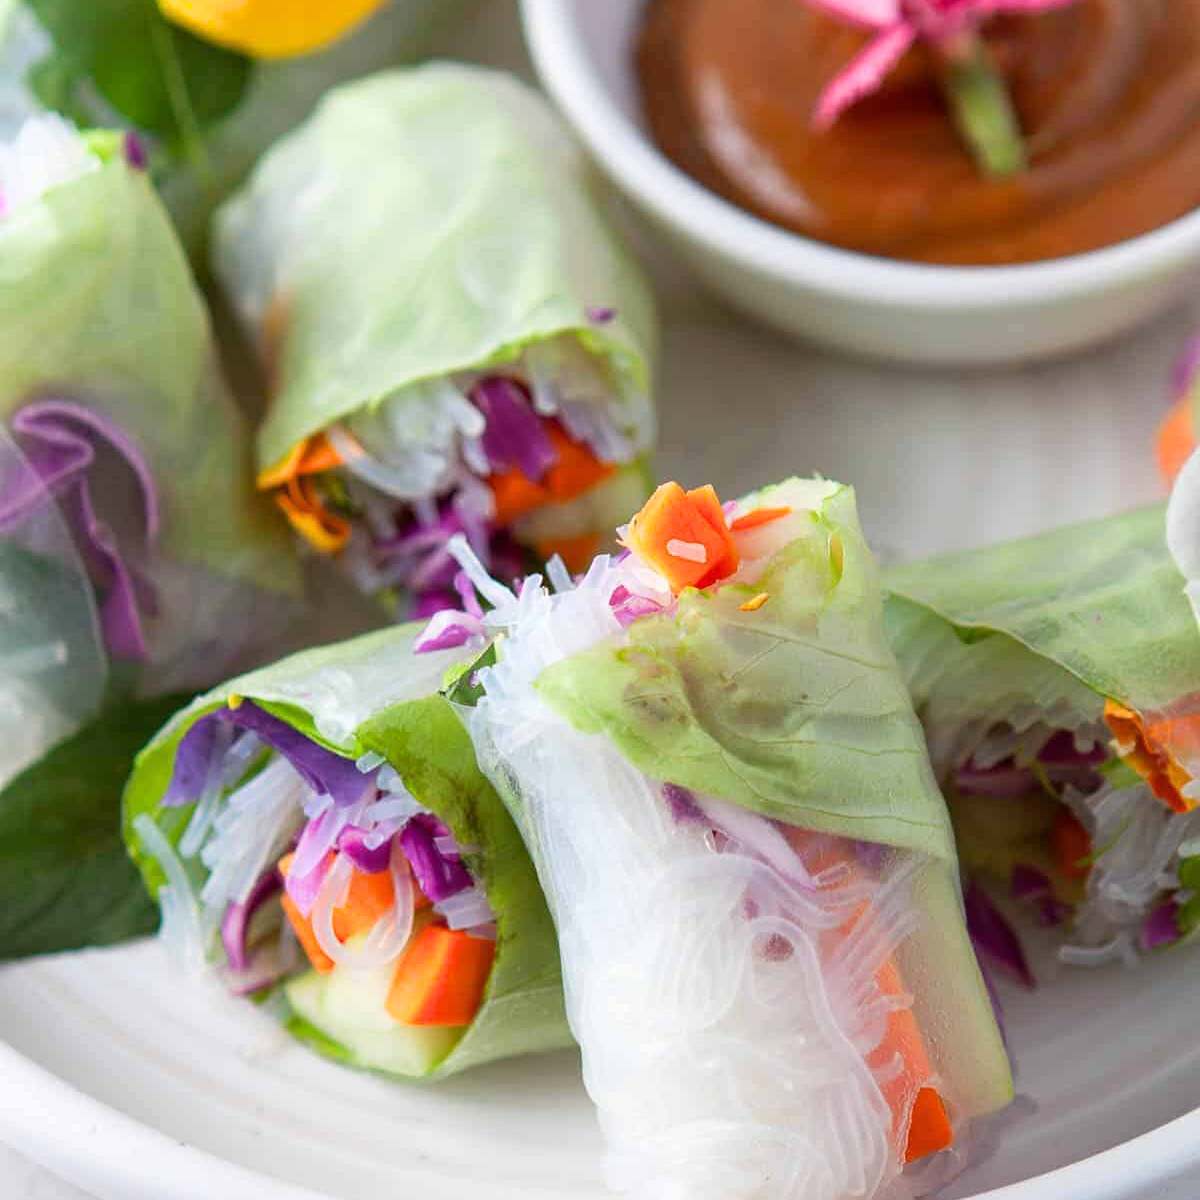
[
  {"left": 429, "top": 477, "right": 1013, "bottom": 1199},
  {"left": 885, "top": 503, "right": 1200, "bottom": 973},
  {"left": 123, "top": 625, "right": 570, "bottom": 1079},
  {"left": 213, "top": 63, "right": 658, "bottom": 618}
]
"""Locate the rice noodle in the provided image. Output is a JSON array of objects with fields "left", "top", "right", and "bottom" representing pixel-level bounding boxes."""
[
  {"left": 156, "top": 712, "right": 483, "bottom": 995},
  {"left": 456, "top": 540, "right": 932, "bottom": 1199},
  {"left": 1058, "top": 778, "right": 1200, "bottom": 964}
]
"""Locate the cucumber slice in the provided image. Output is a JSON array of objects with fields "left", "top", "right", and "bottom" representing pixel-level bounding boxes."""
[{"left": 285, "top": 960, "right": 462, "bottom": 1078}]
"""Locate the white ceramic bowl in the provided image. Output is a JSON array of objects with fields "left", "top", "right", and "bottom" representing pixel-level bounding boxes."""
[{"left": 520, "top": 0, "right": 1200, "bottom": 366}]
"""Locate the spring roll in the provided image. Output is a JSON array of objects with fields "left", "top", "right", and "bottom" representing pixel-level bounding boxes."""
[
  {"left": 0, "top": 115, "right": 300, "bottom": 701},
  {"left": 213, "top": 63, "right": 657, "bottom": 616},
  {"left": 123, "top": 624, "right": 570, "bottom": 1078},
  {"left": 0, "top": 421, "right": 106, "bottom": 783},
  {"left": 885, "top": 504, "right": 1200, "bottom": 975},
  {"left": 434, "top": 478, "right": 1012, "bottom": 1200}
]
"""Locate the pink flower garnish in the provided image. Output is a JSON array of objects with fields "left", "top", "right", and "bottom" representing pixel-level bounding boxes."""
[{"left": 805, "top": 0, "right": 1081, "bottom": 128}]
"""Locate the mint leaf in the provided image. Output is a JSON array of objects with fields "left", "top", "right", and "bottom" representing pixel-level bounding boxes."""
[
  {"left": 25, "top": 0, "right": 250, "bottom": 141},
  {"left": 0, "top": 691, "right": 191, "bottom": 960}
]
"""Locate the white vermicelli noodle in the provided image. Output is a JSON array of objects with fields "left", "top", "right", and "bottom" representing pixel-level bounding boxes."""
[{"left": 459, "top": 541, "right": 930, "bottom": 1200}]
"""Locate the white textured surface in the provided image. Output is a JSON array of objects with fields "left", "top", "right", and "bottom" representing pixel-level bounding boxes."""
[{"left": 4, "top": 1, "right": 1200, "bottom": 1197}]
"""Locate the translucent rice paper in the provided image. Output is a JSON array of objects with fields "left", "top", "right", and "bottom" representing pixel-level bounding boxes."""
[
  {"left": 463, "top": 478, "right": 1012, "bottom": 1200},
  {"left": 0, "top": 128, "right": 300, "bottom": 693},
  {"left": 123, "top": 623, "right": 570, "bottom": 1079},
  {"left": 0, "top": 422, "right": 106, "bottom": 785},
  {"left": 213, "top": 62, "right": 657, "bottom": 473},
  {"left": 884, "top": 505, "right": 1200, "bottom": 789}
]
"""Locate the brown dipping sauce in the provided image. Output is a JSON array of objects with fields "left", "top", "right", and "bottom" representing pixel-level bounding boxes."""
[{"left": 636, "top": 0, "right": 1200, "bottom": 264}]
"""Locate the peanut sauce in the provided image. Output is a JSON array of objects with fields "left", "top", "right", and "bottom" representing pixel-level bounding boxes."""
[{"left": 636, "top": 0, "right": 1200, "bottom": 264}]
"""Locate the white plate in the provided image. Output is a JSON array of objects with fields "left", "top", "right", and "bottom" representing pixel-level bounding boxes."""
[{"left": 4, "top": 3, "right": 1200, "bottom": 1197}]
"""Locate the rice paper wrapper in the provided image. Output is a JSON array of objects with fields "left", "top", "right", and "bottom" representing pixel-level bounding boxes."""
[
  {"left": 123, "top": 624, "right": 570, "bottom": 1078},
  {"left": 462, "top": 480, "right": 1012, "bottom": 1199},
  {"left": 0, "top": 134, "right": 300, "bottom": 693},
  {"left": 0, "top": 421, "right": 106, "bottom": 786},
  {"left": 213, "top": 62, "right": 657, "bottom": 472},
  {"left": 883, "top": 505, "right": 1200, "bottom": 785}
]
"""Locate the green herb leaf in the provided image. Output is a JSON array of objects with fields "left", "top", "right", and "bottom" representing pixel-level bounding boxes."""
[
  {"left": 25, "top": 0, "right": 250, "bottom": 141},
  {"left": 443, "top": 643, "right": 497, "bottom": 710},
  {"left": 0, "top": 691, "right": 192, "bottom": 961},
  {"left": 1178, "top": 855, "right": 1200, "bottom": 893}
]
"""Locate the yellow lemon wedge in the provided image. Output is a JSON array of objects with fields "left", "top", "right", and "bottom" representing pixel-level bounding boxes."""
[{"left": 157, "top": 0, "right": 388, "bottom": 59}]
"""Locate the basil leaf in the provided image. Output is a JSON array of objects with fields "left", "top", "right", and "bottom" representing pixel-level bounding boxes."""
[
  {"left": 0, "top": 691, "right": 191, "bottom": 961},
  {"left": 25, "top": 0, "right": 250, "bottom": 141}
]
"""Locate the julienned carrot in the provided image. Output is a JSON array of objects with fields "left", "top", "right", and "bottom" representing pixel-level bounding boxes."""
[
  {"left": 624, "top": 481, "right": 739, "bottom": 593},
  {"left": 257, "top": 433, "right": 343, "bottom": 490},
  {"left": 784, "top": 830, "right": 952, "bottom": 1164},
  {"left": 386, "top": 924, "right": 496, "bottom": 1026},
  {"left": 1051, "top": 808, "right": 1092, "bottom": 881},
  {"left": 1105, "top": 699, "right": 1198, "bottom": 814},
  {"left": 1158, "top": 397, "right": 1196, "bottom": 485},
  {"left": 489, "top": 423, "right": 615, "bottom": 525},
  {"left": 275, "top": 474, "right": 350, "bottom": 554},
  {"left": 536, "top": 533, "right": 602, "bottom": 574},
  {"left": 729, "top": 505, "right": 792, "bottom": 532},
  {"left": 279, "top": 852, "right": 409, "bottom": 974},
  {"left": 281, "top": 889, "right": 334, "bottom": 974}
]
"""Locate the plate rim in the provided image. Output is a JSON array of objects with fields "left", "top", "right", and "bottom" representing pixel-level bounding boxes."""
[{"left": 3, "top": 1033, "right": 1199, "bottom": 1200}]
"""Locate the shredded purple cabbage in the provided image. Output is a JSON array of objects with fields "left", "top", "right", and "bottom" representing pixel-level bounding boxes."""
[
  {"left": 338, "top": 826, "right": 392, "bottom": 875},
  {"left": 470, "top": 376, "right": 557, "bottom": 481},
  {"left": 1, "top": 400, "right": 159, "bottom": 660},
  {"left": 956, "top": 733, "right": 1106, "bottom": 800},
  {"left": 399, "top": 813, "right": 472, "bottom": 902},
  {"left": 965, "top": 879, "right": 1035, "bottom": 989},
  {"left": 1140, "top": 899, "right": 1182, "bottom": 952},
  {"left": 220, "top": 869, "right": 282, "bottom": 972},
  {"left": 586, "top": 306, "right": 616, "bottom": 325},
  {"left": 123, "top": 132, "right": 148, "bottom": 170},
  {"left": 852, "top": 839, "right": 888, "bottom": 873},
  {"left": 1010, "top": 863, "right": 1053, "bottom": 902},
  {"left": 609, "top": 584, "right": 664, "bottom": 629},
  {"left": 1173, "top": 334, "right": 1200, "bottom": 400},
  {"left": 662, "top": 782, "right": 704, "bottom": 824},
  {"left": 414, "top": 617, "right": 482, "bottom": 654},
  {"left": 412, "top": 589, "right": 459, "bottom": 619},
  {"left": 163, "top": 702, "right": 371, "bottom": 811}
]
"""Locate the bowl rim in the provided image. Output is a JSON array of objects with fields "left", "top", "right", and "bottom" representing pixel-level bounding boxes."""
[{"left": 521, "top": 0, "right": 1200, "bottom": 311}]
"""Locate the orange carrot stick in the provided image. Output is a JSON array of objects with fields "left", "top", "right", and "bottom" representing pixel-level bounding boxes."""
[
  {"left": 730, "top": 505, "right": 792, "bottom": 532},
  {"left": 489, "top": 422, "right": 615, "bottom": 525},
  {"left": 257, "top": 433, "right": 343, "bottom": 490},
  {"left": 278, "top": 853, "right": 406, "bottom": 974},
  {"left": 1105, "top": 699, "right": 1198, "bottom": 814},
  {"left": 386, "top": 925, "right": 496, "bottom": 1027},
  {"left": 535, "top": 533, "right": 602, "bottom": 574},
  {"left": 786, "top": 831, "right": 952, "bottom": 1164},
  {"left": 1158, "top": 396, "right": 1196, "bottom": 485},
  {"left": 275, "top": 474, "right": 350, "bottom": 554},
  {"left": 1051, "top": 808, "right": 1092, "bottom": 881},
  {"left": 623, "top": 481, "right": 739, "bottom": 593}
]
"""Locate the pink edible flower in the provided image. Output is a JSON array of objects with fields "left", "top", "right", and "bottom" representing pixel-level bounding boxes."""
[{"left": 805, "top": 0, "right": 1081, "bottom": 128}]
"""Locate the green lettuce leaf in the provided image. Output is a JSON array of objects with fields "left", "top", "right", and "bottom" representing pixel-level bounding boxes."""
[
  {"left": 213, "top": 62, "right": 658, "bottom": 471},
  {"left": 536, "top": 482, "right": 954, "bottom": 860},
  {"left": 884, "top": 505, "right": 1200, "bottom": 717},
  {"left": 123, "top": 624, "right": 570, "bottom": 1079}
]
